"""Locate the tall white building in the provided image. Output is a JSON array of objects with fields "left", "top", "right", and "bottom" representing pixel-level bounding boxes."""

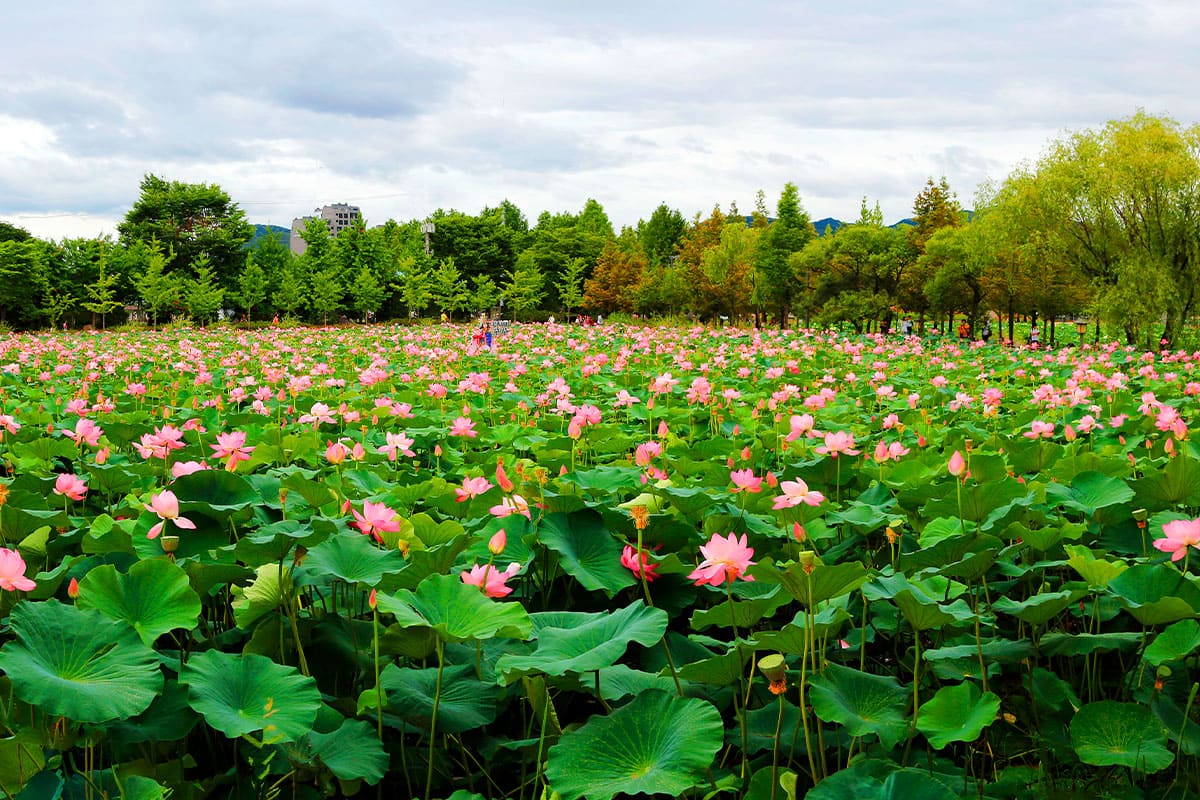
[{"left": 290, "top": 203, "right": 363, "bottom": 255}]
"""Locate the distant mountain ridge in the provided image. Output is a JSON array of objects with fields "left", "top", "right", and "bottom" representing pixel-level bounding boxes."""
[
  {"left": 248, "top": 224, "right": 290, "bottom": 248},
  {"left": 811, "top": 217, "right": 916, "bottom": 236}
]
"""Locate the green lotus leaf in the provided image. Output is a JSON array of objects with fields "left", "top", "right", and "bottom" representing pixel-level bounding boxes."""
[
  {"left": 809, "top": 663, "right": 910, "bottom": 749},
  {"left": 374, "top": 572, "right": 532, "bottom": 643},
  {"left": 922, "top": 638, "right": 1034, "bottom": 663},
  {"left": 992, "top": 590, "right": 1086, "bottom": 626},
  {"left": 181, "top": 650, "right": 320, "bottom": 742},
  {"left": 0, "top": 732, "right": 45, "bottom": 796},
  {"left": 76, "top": 558, "right": 202, "bottom": 645},
  {"left": 1064, "top": 545, "right": 1128, "bottom": 588},
  {"left": 379, "top": 663, "right": 501, "bottom": 733},
  {"left": 1071, "top": 700, "right": 1173, "bottom": 772},
  {"left": 307, "top": 718, "right": 389, "bottom": 784},
  {"left": 545, "top": 691, "right": 722, "bottom": 800},
  {"left": 495, "top": 601, "right": 667, "bottom": 683},
  {"left": 750, "top": 605, "right": 853, "bottom": 653},
  {"left": 778, "top": 561, "right": 869, "bottom": 608},
  {"left": 0, "top": 601, "right": 162, "bottom": 723},
  {"left": 171, "top": 468, "right": 258, "bottom": 517},
  {"left": 1039, "top": 632, "right": 1142, "bottom": 657},
  {"left": 1045, "top": 470, "right": 1134, "bottom": 515},
  {"left": 690, "top": 583, "right": 790, "bottom": 630},
  {"left": 296, "top": 529, "right": 407, "bottom": 586},
  {"left": 231, "top": 563, "right": 292, "bottom": 629},
  {"left": 1109, "top": 564, "right": 1200, "bottom": 624},
  {"left": 916, "top": 681, "right": 1000, "bottom": 749},
  {"left": 1145, "top": 619, "right": 1200, "bottom": 666},
  {"left": 1131, "top": 454, "right": 1200, "bottom": 508},
  {"left": 539, "top": 510, "right": 636, "bottom": 596}
]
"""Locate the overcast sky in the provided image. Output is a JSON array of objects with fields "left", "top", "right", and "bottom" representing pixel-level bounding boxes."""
[{"left": 3, "top": 1, "right": 1198, "bottom": 240}]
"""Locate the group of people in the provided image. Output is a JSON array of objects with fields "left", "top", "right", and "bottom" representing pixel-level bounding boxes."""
[{"left": 470, "top": 318, "right": 495, "bottom": 353}]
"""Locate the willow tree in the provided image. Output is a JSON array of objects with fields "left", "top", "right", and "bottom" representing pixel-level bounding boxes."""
[{"left": 989, "top": 112, "right": 1200, "bottom": 346}]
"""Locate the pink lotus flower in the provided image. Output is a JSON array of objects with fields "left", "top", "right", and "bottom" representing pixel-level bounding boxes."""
[
  {"left": 729, "top": 468, "right": 763, "bottom": 494},
  {"left": 815, "top": 430, "right": 860, "bottom": 457},
  {"left": 621, "top": 545, "right": 659, "bottom": 582},
  {"left": 496, "top": 460, "right": 515, "bottom": 492},
  {"left": 172, "top": 460, "right": 209, "bottom": 478},
  {"left": 688, "top": 532, "right": 756, "bottom": 586},
  {"left": 635, "top": 441, "right": 662, "bottom": 467},
  {"left": 785, "top": 413, "right": 816, "bottom": 442},
  {"left": 456, "top": 476, "right": 494, "bottom": 502},
  {"left": 211, "top": 430, "right": 255, "bottom": 471},
  {"left": 351, "top": 501, "right": 402, "bottom": 543},
  {"left": 377, "top": 432, "right": 416, "bottom": 461},
  {"left": 490, "top": 494, "right": 532, "bottom": 519},
  {"left": 0, "top": 548, "right": 35, "bottom": 592},
  {"left": 613, "top": 390, "right": 641, "bottom": 408},
  {"left": 326, "top": 440, "right": 351, "bottom": 464},
  {"left": 460, "top": 562, "right": 521, "bottom": 598},
  {"left": 948, "top": 450, "right": 966, "bottom": 477},
  {"left": 53, "top": 473, "right": 88, "bottom": 501},
  {"left": 0, "top": 414, "right": 21, "bottom": 436},
  {"left": 146, "top": 489, "right": 196, "bottom": 539},
  {"left": 1154, "top": 519, "right": 1200, "bottom": 562},
  {"left": 449, "top": 416, "right": 478, "bottom": 438},
  {"left": 772, "top": 479, "right": 826, "bottom": 509},
  {"left": 298, "top": 402, "right": 336, "bottom": 426},
  {"left": 65, "top": 418, "right": 103, "bottom": 447},
  {"left": 1023, "top": 420, "right": 1055, "bottom": 439}
]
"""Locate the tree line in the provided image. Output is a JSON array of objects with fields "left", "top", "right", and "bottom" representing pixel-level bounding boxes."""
[{"left": 1, "top": 112, "right": 1197, "bottom": 345}]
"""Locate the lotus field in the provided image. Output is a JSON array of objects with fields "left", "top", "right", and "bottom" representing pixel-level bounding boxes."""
[{"left": 4, "top": 321, "right": 1200, "bottom": 800}]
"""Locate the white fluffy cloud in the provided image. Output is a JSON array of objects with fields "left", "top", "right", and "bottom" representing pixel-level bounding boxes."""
[{"left": 2, "top": 1, "right": 1197, "bottom": 238}]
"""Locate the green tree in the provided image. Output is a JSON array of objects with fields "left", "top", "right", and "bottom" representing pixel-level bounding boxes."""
[
  {"left": 276, "top": 262, "right": 307, "bottom": 319},
  {"left": 503, "top": 260, "right": 546, "bottom": 321},
  {"left": 41, "top": 288, "right": 75, "bottom": 330},
  {"left": 350, "top": 264, "right": 386, "bottom": 322},
  {"left": 754, "top": 182, "right": 816, "bottom": 327},
  {"left": 82, "top": 255, "right": 122, "bottom": 329},
  {"left": 0, "top": 221, "right": 33, "bottom": 243},
  {"left": 555, "top": 257, "right": 587, "bottom": 318},
  {"left": 698, "top": 224, "right": 758, "bottom": 322},
  {"left": 0, "top": 240, "right": 49, "bottom": 328},
  {"left": 429, "top": 209, "right": 520, "bottom": 286},
  {"left": 429, "top": 257, "right": 471, "bottom": 320},
  {"left": 236, "top": 255, "right": 270, "bottom": 320},
  {"left": 309, "top": 268, "right": 343, "bottom": 325},
  {"left": 118, "top": 174, "right": 253, "bottom": 288},
  {"left": 185, "top": 254, "right": 225, "bottom": 325},
  {"left": 987, "top": 112, "right": 1200, "bottom": 345},
  {"left": 135, "top": 243, "right": 181, "bottom": 326},
  {"left": 472, "top": 274, "right": 501, "bottom": 316},
  {"left": 396, "top": 256, "right": 432, "bottom": 317},
  {"left": 637, "top": 204, "right": 686, "bottom": 267},
  {"left": 248, "top": 229, "right": 293, "bottom": 299}
]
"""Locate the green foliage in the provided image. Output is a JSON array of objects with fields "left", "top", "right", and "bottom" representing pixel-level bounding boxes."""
[
  {"left": 545, "top": 692, "right": 723, "bottom": 800},
  {"left": 185, "top": 253, "right": 225, "bottom": 324},
  {"left": 0, "top": 601, "right": 163, "bottom": 723},
  {"left": 134, "top": 242, "right": 181, "bottom": 325},
  {"left": 118, "top": 173, "right": 253, "bottom": 287},
  {"left": 236, "top": 254, "right": 269, "bottom": 318},
  {"left": 504, "top": 258, "right": 546, "bottom": 320},
  {"left": 309, "top": 267, "right": 343, "bottom": 325},
  {"left": 349, "top": 263, "right": 386, "bottom": 322}
]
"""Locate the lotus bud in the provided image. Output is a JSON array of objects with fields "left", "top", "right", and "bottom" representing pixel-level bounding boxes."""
[
  {"left": 948, "top": 450, "right": 966, "bottom": 477},
  {"left": 488, "top": 528, "right": 507, "bottom": 555}
]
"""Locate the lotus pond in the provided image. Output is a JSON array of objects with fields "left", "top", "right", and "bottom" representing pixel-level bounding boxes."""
[{"left": 1, "top": 322, "right": 1199, "bottom": 800}]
